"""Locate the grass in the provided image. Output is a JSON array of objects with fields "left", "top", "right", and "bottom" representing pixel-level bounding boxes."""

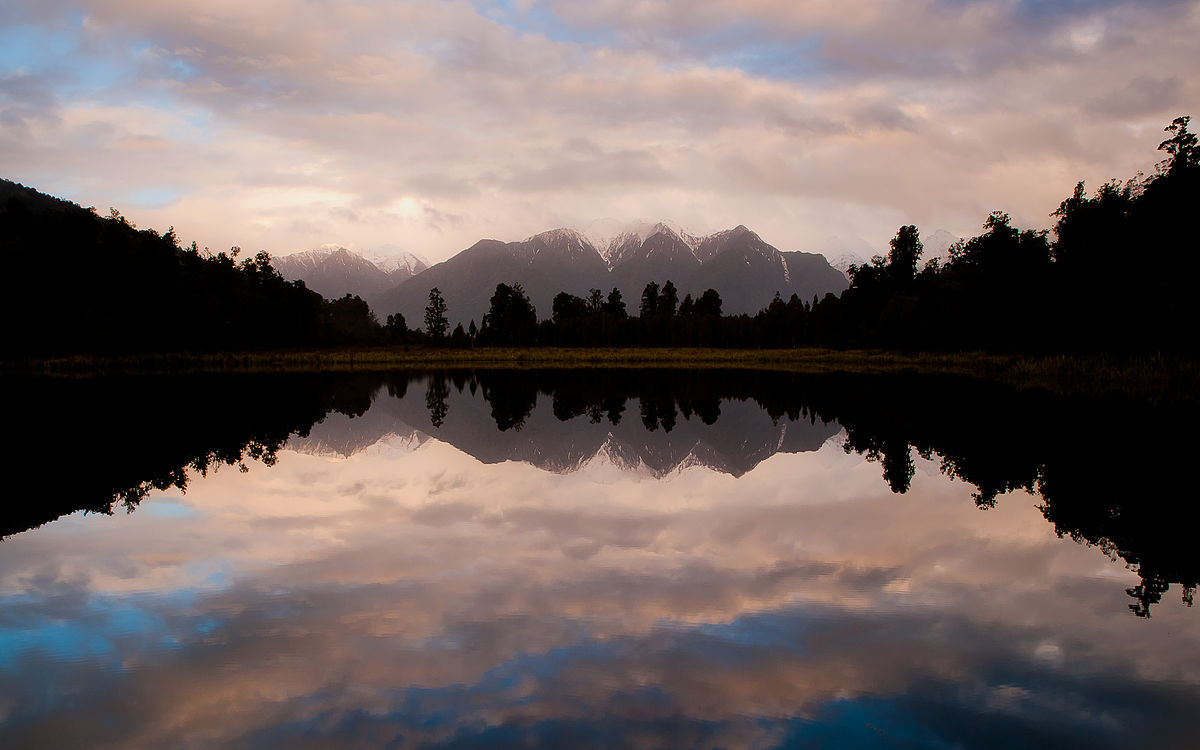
[{"left": 6, "top": 346, "right": 1198, "bottom": 401}]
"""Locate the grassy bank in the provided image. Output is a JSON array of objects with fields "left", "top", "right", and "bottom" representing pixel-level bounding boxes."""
[{"left": 7, "top": 347, "right": 1198, "bottom": 401}]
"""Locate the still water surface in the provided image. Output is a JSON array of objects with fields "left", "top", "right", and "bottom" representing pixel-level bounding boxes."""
[{"left": 1, "top": 370, "right": 1197, "bottom": 748}]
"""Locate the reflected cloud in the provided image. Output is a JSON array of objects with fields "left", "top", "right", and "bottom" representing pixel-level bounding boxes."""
[
  {"left": 1, "top": 370, "right": 1199, "bottom": 746},
  {"left": 2, "top": 441, "right": 1198, "bottom": 748}
]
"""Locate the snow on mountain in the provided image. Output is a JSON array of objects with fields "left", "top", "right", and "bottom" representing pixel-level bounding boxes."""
[
  {"left": 817, "top": 236, "right": 878, "bottom": 278},
  {"left": 524, "top": 228, "right": 601, "bottom": 261},
  {"left": 275, "top": 246, "right": 343, "bottom": 273},
  {"left": 366, "top": 250, "right": 429, "bottom": 276},
  {"left": 373, "top": 220, "right": 849, "bottom": 325},
  {"left": 626, "top": 219, "right": 701, "bottom": 250},
  {"left": 818, "top": 230, "right": 960, "bottom": 279},
  {"left": 274, "top": 245, "right": 427, "bottom": 301},
  {"left": 828, "top": 252, "right": 869, "bottom": 277},
  {"left": 579, "top": 219, "right": 703, "bottom": 267},
  {"left": 280, "top": 244, "right": 428, "bottom": 278},
  {"left": 922, "top": 228, "right": 960, "bottom": 266},
  {"left": 577, "top": 218, "right": 626, "bottom": 257}
]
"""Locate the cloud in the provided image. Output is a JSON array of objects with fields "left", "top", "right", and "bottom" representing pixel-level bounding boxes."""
[{"left": 1, "top": 0, "right": 1197, "bottom": 260}]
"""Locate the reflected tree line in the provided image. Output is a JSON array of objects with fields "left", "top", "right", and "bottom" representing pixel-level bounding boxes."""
[
  {"left": 0, "top": 373, "right": 381, "bottom": 537},
  {"left": 420, "top": 368, "right": 729, "bottom": 434},
  {"left": 4, "top": 369, "right": 1195, "bottom": 616}
]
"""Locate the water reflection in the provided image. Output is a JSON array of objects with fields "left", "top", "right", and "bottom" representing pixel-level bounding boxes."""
[
  {"left": 1, "top": 372, "right": 379, "bottom": 537},
  {"left": 6, "top": 370, "right": 1192, "bottom": 616},
  {"left": 1, "top": 370, "right": 1198, "bottom": 748}
]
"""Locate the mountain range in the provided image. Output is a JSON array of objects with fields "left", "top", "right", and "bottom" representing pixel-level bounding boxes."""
[
  {"left": 273, "top": 245, "right": 428, "bottom": 301},
  {"left": 274, "top": 222, "right": 965, "bottom": 328},
  {"left": 369, "top": 222, "right": 849, "bottom": 327}
]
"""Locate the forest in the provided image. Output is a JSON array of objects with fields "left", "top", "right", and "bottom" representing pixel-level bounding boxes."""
[
  {"left": 2, "top": 116, "right": 1196, "bottom": 357},
  {"left": 0, "top": 181, "right": 378, "bottom": 355}
]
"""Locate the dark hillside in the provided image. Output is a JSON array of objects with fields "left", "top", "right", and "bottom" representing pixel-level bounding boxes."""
[{"left": 0, "top": 180, "right": 376, "bottom": 355}]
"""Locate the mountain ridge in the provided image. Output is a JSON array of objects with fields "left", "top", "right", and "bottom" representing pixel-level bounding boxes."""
[
  {"left": 372, "top": 221, "right": 849, "bottom": 327},
  {"left": 273, "top": 245, "right": 428, "bottom": 301}
]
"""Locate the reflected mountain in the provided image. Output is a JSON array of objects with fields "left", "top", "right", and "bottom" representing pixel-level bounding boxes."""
[
  {"left": 289, "top": 370, "right": 841, "bottom": 477},
  {"left": 3, "top": 368, "right": 1197, "bottom": 616}
]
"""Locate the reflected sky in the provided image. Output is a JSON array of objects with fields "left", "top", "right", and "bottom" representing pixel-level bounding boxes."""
[{"left": 1, "top": 375, "right": 1198, "bottom": 748}]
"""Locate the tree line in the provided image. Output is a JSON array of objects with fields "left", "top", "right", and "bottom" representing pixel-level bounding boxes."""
[
  {"left": 0, "top": 181, "right": 382, "bottom": 355},
  {"left": 406, "top": 280, "right": 731, "bottom": 348},
  {"left": 405, "top": 116, "right": 1197, "bottom": 353},
  {"left": 3, "top": 115, "right": 1195, "bottom": 356}
]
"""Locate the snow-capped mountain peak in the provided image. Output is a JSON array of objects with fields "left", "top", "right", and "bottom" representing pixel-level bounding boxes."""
[
  {"left": 523, "top": 228, "right": 603, "bottom": 263},
  {"left": 279, "top": 244, "right": 428, "bottom": 277},
  {"left": 373, "top": 219, "right": 850, "bottom": 326},
  {"left": 921, "top": 228, "right": 960, "bottom": 266},
  {"left": 274, "top": 245, "right": 428, "bottom": 301},
  {"left": 276, "top": 246, "right": 359, "bottom": 273},
  {"left": 525, "top": 227, "right": 594, "bottom": 246},
  {"left": 576, "top": 219, "right": 703, "bottom": 266},
  {"left": 827, "top": 251, "right": 869, "bottom": 277},
  {"left": 366, "top": 250, "right": 430, "bottom": 276}
]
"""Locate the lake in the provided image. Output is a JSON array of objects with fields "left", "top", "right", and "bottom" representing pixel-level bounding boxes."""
[{"left": 1, "top": 369, "right": 1197, "bottom": 748}]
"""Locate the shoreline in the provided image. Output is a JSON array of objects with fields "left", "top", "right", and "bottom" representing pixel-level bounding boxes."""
[{"left": 5, "top": 347, "right": 1197, "bottom": 402}]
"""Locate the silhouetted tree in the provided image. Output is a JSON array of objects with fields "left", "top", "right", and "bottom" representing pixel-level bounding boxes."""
[
  {"left": 425, "top": 373, "right": 449, "bottom": 428},
  {"left": 385, "top": 312, "right": 408, "bottom": 343},
  {"left": 640, "top": 281, "right": 660, "bottom": 317},
  {"left": 424, "top": 287, "right": 449, "bottom": 342},
  {"left": 482, "top": 282, "right": 537, "bottom": 346},
  {"left": 482, "top": 371, "right": 537, "bottom": 430},
  {"left": 552, "top": 291, "right": 588, "bottom": 323},
  {"left": 695, "top": 288, "right": 723, "bottom": 317},
  {"left": 322, "top": 294, "right": 379, "bottom": 344},
  {"left": 604, "top": 287, "right": 627, "bottom": 318},
  {"left": 660, "top": 280, "right": 679, "bottom": 317},
  {"left": 887, "top": 225, "right": 922, "bottom": 287},
  {"left": 679, "top": 293, "right": 695, "bottom": 316},
  {"left": 1158, "top": 115, "right": 1198, "bottom": 175}
]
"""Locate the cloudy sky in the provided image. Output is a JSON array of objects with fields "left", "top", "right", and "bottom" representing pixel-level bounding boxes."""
[{"left": 2, "top": 0, "right": 1198, "bottom": 262}]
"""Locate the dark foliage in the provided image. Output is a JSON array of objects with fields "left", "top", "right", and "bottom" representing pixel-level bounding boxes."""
[
  {"left": 3, "top": 116, "right": 1195, "bottom": 356},
  {"left": 0, "top": 180, "right": 385, "bottom": 354},
  {"left": 456, "top": 116, "right": 1198, "bottom": 354},
  {"left": 0, "top": 372, "right": 378, "bottom": 538},
  {"left": 797, "top": 116, "right": 1199, "bottom": 354},
  {"left": 424, "top": 287, "right": 449, "bottom": 342},
  {"left": 479, "top": 283, "right": 538, "bottom": 346}
]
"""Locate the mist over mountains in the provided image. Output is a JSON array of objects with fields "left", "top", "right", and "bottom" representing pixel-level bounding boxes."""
[
  {"left": 823, "top": 229, "right": 959, "bottom": 278},
  {"left": 267, "top": 222, "right": 972, "bottom": 329},
  {"left": 341, "top": 221, "right": 852, "bottom": 327},
  {"left": 273, "top": 245, "right": 428, "bottom": 300}
]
